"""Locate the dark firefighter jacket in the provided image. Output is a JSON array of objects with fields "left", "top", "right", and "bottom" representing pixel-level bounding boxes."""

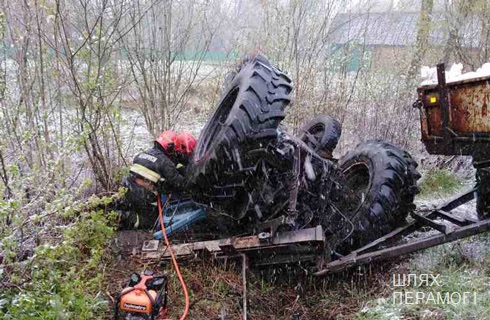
[{"left": 130, "top": 146, "right": 186, "bottom": 193}]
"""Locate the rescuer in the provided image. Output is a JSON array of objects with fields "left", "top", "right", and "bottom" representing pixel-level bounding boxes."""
[{"left": 121, "top": 130, "right": 197, "bottom": 228}]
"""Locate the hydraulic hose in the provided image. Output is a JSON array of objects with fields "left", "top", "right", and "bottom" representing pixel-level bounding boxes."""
[{"left": 157, "top": 195, "right": 190, "bottom": 320}]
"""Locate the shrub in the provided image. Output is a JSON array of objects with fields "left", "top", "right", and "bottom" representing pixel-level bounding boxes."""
[{"left": 0, "top": 194, "right": 120, "bottom": 320}]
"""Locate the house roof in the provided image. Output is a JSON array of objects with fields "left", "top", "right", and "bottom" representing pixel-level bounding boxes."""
[{"left": 328, "top": 12, "right": 481, "bottom": 48}]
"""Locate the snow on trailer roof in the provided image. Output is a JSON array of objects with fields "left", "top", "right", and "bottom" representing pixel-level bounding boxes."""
[{"left": 420, "top": 63, "right": 490, "bottom": 86}]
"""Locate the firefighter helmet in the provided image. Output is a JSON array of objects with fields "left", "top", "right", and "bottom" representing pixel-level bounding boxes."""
[
  {"left": 155, "top": 130, "right": 177, "bottom": 151},
  {"left": 176, "top": 132, "right": 197, "bottom": 155}
]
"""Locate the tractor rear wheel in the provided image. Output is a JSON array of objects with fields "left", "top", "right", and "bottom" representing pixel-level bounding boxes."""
[
  {"left": 336, "top": 140, "right": 420, "bottom": 251},
  {"left": 186, "top": 55, "right": 292, "bottom": 219}
]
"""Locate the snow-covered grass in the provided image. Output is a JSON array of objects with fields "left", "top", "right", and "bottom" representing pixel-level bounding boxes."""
[
  {"left": 354, "top": 169, "right": 489, "bottom": 320},
  {"left": 355, "top": 234, "right": 490, "bottom": 320}
]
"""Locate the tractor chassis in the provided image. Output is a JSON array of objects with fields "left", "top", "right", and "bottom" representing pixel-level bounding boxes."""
[{"left": 141, "top": 188, "right": 489, "bottom": 276}]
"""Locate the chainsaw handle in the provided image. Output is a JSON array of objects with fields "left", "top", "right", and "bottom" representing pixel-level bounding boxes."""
[{"left": 134, "top": 275, "right": 153, "bottom": 290}]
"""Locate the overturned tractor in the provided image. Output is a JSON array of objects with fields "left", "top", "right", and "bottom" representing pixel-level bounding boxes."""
[
  {"left": 138, "top": 58, "right": 489, "bottom": 276},
  {"left": 182, "top": 55, "right": 420, "bottom": 254}
]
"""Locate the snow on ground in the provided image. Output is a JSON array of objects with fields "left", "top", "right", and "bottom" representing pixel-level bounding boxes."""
[
  {"left": 413, "top": 181, "right": 490, "bottom": 263},
  {"left": 420, "top": 62, "right": 490, "bottom": 85},
  {"left": 416, "top": 193, "right": 477, "bottom": 222},
  {"left": 119, "top": 108, "right": 207, "bottom": 155}
]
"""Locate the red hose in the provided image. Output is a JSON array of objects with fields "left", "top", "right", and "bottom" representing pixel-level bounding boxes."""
[{"left": 157, "top": 195, "right": 190, "bottom": 320}]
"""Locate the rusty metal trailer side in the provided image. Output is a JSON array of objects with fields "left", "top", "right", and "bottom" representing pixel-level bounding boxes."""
[{"left": 415, "top": 63, "right": 490, "bottom": 157}]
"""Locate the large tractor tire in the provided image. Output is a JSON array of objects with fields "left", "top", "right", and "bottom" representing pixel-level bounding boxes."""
[
  {"left": 476, "top": 167, "right": 490, "bottom": 220},
  {"left": 336, "top": 140, "right": 420, "bottom": 251},
  {"left": 186, "top": 55, "right": 292, "bottom": 218},
  {"left": 299, "top": 115, "right": 341, "bottom": 158}
]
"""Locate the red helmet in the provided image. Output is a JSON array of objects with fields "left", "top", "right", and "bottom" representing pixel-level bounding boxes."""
[
  {"left": 155, "top": 130, "right": 177, "bottom": 151},
  {"left": 176, "top": 132, "right": 197, "bottom": 155}
]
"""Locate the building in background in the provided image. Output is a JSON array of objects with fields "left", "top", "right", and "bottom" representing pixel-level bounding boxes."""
[{"left": 327, "top": 11, "right": 482, "bottom": 71}]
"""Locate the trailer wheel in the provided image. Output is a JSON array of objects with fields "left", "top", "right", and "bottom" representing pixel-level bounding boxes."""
[
  {"left": 336, "top": 140, "right": 420, "bottom": 251},
  {"left": 186, "top": 55, "right": 292, "bottom": 218},
  {"left": 476, "top": 167, "right": 490, "bottom": 220},
  {"left": 299, "top": 115, "right": 341, "bottom": 158}
]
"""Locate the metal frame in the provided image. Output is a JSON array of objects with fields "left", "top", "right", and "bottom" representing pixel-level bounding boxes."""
[
  {"left": 314, "top": 188, "right": 488, "bottom": 275},
  {"left": 142, "top": 225, "right": 326, "bottom": 265},
  {"left": 141, "top": 189, "right": 489, "bottom": 276}
]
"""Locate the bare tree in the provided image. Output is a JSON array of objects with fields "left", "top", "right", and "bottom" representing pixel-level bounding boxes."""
[
  {"left": 443, "top": 0, "right": 490, "bottom": 68},
  {"left": 47, "top": 0, "right": 134, "bottom": 190},
  {"left": 120, "top": 0, "right": 221, "bottom": 136}
]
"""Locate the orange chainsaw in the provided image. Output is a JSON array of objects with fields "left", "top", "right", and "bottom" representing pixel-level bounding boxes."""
[{"left": 115, "top": 271, "right": 168, "bottom": 320}]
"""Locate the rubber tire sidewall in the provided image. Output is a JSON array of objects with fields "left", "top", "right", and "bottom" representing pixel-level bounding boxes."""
[
  {"left": 299, "top": 115, "right": 342, "bottom": 156},
  {"left": 337, "top": 140, "right": 420, "bottom": 250}
]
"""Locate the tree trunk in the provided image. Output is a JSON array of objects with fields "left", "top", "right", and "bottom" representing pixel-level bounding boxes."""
[{"left": 406, "top": 0, "right": 434, "bottom": 86}]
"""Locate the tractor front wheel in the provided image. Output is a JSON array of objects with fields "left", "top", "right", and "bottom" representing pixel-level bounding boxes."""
[{"left": 335, "top": 140, "right": 420, "bottom": 251}]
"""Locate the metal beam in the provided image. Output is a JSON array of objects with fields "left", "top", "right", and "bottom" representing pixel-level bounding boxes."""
[
  {"left": 314, "top": 218, "right": 490, "bottom": 276},
  {"left": 433, "top": 209, "right": 471, "bottom": 226},
  {"left": 411, "top": 211, "right": 448, "bottom": 234},
  {"left": 142, "top": 225, "right": 325, "bottom": 264},
  {"left": 439, "top": 188, "right": 476, "bottom": 212}
]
